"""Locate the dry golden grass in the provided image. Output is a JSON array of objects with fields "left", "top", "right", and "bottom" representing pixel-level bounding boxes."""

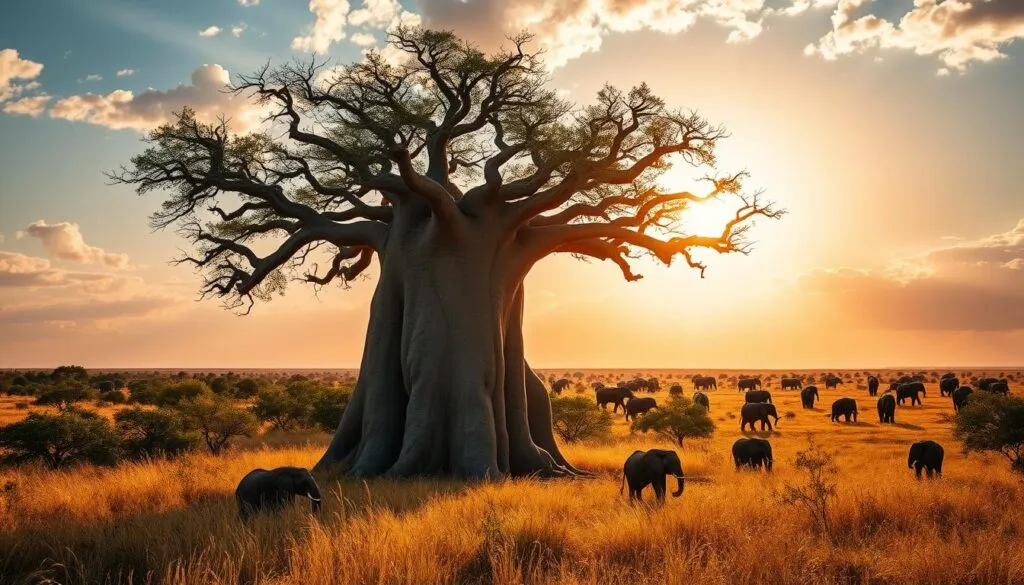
[{"left": 2, "top": 370, "right": 1023, "bottom": 585}]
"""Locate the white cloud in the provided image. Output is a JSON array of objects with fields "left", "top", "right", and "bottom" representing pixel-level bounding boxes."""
[
  {"left": 199, "top": 25, "right": 223, "bottom": 37},
  {"left": 48, "top": 64, "right": 264, "bottom": 132},
  {"left": 20, "top": 220, "right": 130, "bottom": 268},
  {"left": 116, "top": 68, "right": 136, "bottom": 77},
  {"left": 81, "top": 74, "right": 102, "bottom": 82},
  {"left": 2, "top": 94, "right": 51, "bottom": 117},
  {"left": 350, "top": 32, "right": 377, "bottom": 46},
  {"left": 292, "top": 0, "right": 421, "bottom": 54},
  {"left": 239, "top": 0, "right": 260, "bottom": 5},
  {"left": 0, "top": 48, "right": 44, "bottom": 102},
  {"left": 0, "top": 250, "right": 129, "bottom": 292},
  {"left": 231, "top": 23, "right": 247, "bottom": 37},
  {"left": 807, "top": 0, "right": 1024, "bottom": 72}
]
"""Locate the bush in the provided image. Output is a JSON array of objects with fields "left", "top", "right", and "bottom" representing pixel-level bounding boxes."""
[
  {"left": 177, "top": 395, "right": 258, "bottom": 455},
  {"left": 0, "top": 410, "right": 121, "bottom": 468},
  {"left": 630, "top": 397, "right": 715, "bottom": 446},
  {"left": 210, "top": 376, "right": 234, "bottom": 395},
  {"left": 35, "top": 385, "right": 91, "bottom": 411},
  {"left": 97, "top": 380, "right": 116, "bottom": 393},
  {"left": 955, "top": 392, "right": 1024, "bottom": 473},
  {"left": 115, "top": 407, "right": 198, "bottom": 459},
  {"left": 252, "top": 385, "right": 315, "bottom": 430},
  {"left": 100, "top": 389, "right": 128, "bottom": 404},
  {"left": 126, "top": 379, "right": 161, "bottom": 405},
  {"left": 234, "top": 377, "right": 261, "bottom": 399},
  {"left": 51, "top": 365, "right": 88, "bottom": 381},
  {"left": 310, "top": 387, "right": 352, "bottom": 432},
  {"left": 157, "top": 381, "right": 211, "bottom": 406},
  {"left": 550, "top": 396, "right": 613, "bottom": 443}
]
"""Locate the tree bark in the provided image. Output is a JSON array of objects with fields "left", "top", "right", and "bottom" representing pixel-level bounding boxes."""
[{"left": 315, "top": 217, "right": 582, "bottom": 479}]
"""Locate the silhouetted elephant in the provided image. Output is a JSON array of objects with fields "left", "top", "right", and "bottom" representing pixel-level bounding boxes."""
[
  {"left": 693, "top": 376, "right": 717, "bottom": 391},
  {"left": 620, "top": 449, "right": 685, "bottom": 502},
  {"left": 989, "top": 381, "right": 1010, "bottom": 395},
  {"left": 877, "top": 394, "right": 896, "bottom": 424},
  {"left": 669, "top": 384, "right": 683, "bottom": 396},
  {"left": 831, "top": 398, "right": 858, "bottom": 423},
  {"left": 741, "top": 402, "right": 779, "bottom": 431},
  {"left": 824, "top": 375, "right": 843, "bottom": 389},
  {"left": 744, "top": 390, "right": 772, "bottom": 404},
  {"left": 732, "top": 438, "right": 773, "bottom": 471},
  {"left": 646, "top": 377, "right": 660, "bottom": 392},
  {"left": 236, "top": 467, "right": 322, "bottom": 520},
  {"left": 939, "top": 377, "right": 959, "bottom": 397},
  {"left": 552, "top": 378, "right": 571, "bottom": 394},
  {"left": 867, "top": 375, "right": 879, "bottom": 397},
  {"left": 801, "top": 385, "right": 820, "bottom": 409},
  {"left": 781, "top": 377, "right": 801, "bottom": 391},
  {"left": 896, "top": 375, "right": 914, "bottom": 385},
  {"left": 692, "top": 391, "right": 710, "bottom": 411},
  {"left": 977, "top": 377, "right": 999, "bottom": 391},
  {"left": 592, "top": 381, "right": 606, "bottom": 390},
  {"left": 624, "top": 396, "right": 657, "bottom": 421},
  {"left": 896, "top": 382, "right": 926, "bottom": 406},
  {"left": 908, "top": 441, "right": 944, "bottom": 478},
  {"left": 952, "top": 386, "right": 973, "bottom": 412},
  {"left": 597, "top": 386, "right": 634, "bottom": 413},
  {"left": 737, "top": 378, "right": 762, "bottom": 392},
  {"left": 940, "top": 372, "right": 957, "bottom": 381}
]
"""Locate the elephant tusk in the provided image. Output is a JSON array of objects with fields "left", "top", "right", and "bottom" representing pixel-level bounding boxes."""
[{"left": 307, "top": 494, "right": 322, "bottom": 502}]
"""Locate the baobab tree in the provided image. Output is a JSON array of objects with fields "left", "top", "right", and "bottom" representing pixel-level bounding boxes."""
[{"left": 113, "top": 27, "right": 781, "bottom": 479}]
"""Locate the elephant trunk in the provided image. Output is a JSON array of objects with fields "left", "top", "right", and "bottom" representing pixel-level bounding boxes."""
[{"left": 672, "top": 474, "right": 685, "bottom": 497}]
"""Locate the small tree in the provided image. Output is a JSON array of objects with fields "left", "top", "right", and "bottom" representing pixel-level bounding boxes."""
[
  {"left": 955, "top": 393, "right": 1024, "bottom": 474},
  {"left": 630, "top": 397, "right": 714, "bottom": 446},
  {"left": 177, "top": 395, "right": 258, "bottom": 455},
  {"left": 100, "top": 389, "right": 128, "bottom": 404},
  {"left": 550, "top": 396, "right": 613, "bottom": 443},
  {"left": 310, "top": 387, "right": 352, "bottom": 432},
  {"left": 35, "top": 385, "right": 91, "bottom": 411},
  {"left": 115, "top": 407, "right": 198, "bottom": 459},
  {"left": 157, "top": 380, "right": 211, "bottom": 407},
  {"left": 0, "top": 410, "right": 122, "bottom": 468},
  {"left": 252, "top": 385, "right": 314, "bottom": 430},
  {"left": 50, "top": 365, "right": 88, "bottom": 381},
  {"left": 777, "top": 438, "right": 838, "bottom": 543},
  {"left": 234, "top": 377, "right": 261, "bottom": 399}
]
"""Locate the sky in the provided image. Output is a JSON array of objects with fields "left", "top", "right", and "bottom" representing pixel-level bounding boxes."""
[{"left": 1, "top": 0, "right": 1023, "bottom": 369}]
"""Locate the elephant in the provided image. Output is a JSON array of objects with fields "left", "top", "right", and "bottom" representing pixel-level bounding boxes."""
[
  {"left": 896, "top": 375, "right": 914, "bottom": 385},
  {"left": 877, "top": 394, "right": 896, "bottom": 424},
  {"left": 741, "top": 402, "right": 779, "bottom": 431},
  {"left": 939, "top": 377, "right": 959, "bottom": 397},
  {"left": 732, "top": 438, "right": 773, "bottom": 471},
  {"left": 592, "top": 381, "right": 606, "bottom": 390},
  {"left": 867, "top": 375, "right": 879, "bottom": 397},
  {"left": 977, "top": 377, "right": 1000, "bottom": 391},
  {"left": 693, "top": 376, "right": 718, "bottom": 391},
  {"left": 801, "top": 385, "right": 820, "bottom": 409},
  {"left": 692, "top": 391, "right": 710, "bottom": 411},
  {"left": 669, "top": 384, "right": 683, "bottom": 396},
  {"left": 824, "top": 375, "right": 843, "bottom": 389},
  {"left": 896, "top": 382, "right": 926, "bottom": 406},
  {"left": 745, "top": 390, "right": 773, "bottom": 404},
  {"left": 908, "top": 440, "right": 944, "bottom": 479},
  {"left": 551, "top": 378, "right": 571, "bottom": 394},
  {"left": 646, "top": 377, "right": 661, "bottom": 392},
  {"left": 989, "top": 381, "right": 1010, "bottom": 395},
  {"left": 888, "top": 382, "right": 901, "bottom": 392},
  {"left": 940, "top": 372, "right": 957, "bottom": 381},
  {"left": 831, "top": 398, "right": 858, "bottom": 423},
  {"left": 952, "top": 386, "right": 973, "bottom": 412},
  {"left": 737, "top": 378, "right": 762, "bottom": 392},
  {"left": 597, "top": 386, "right": 635, "bottom": 413},
  {"left": 781, "top": 377, "right": 802, "bottom": 391},
  {"left": 624, "top": 396, "right": 657, "bottom": 421},
  {"left": 620, "top": 449, "right": 685, "bottom": 502},
  {"left": 235, "top": 467, "right": 322, "bottom": 520}
]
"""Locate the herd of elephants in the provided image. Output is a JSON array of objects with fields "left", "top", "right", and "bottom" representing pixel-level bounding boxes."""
[{"left": 235, "top": 372, "right": 1013, "bottom": 516}]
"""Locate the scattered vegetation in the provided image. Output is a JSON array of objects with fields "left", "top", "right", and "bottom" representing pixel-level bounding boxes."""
[
  {"left": 0, "top": 409, "right": 121, "bottom": 469},
  {"left": 549, "top": 395, "right": 613, "bottom": 443},
  {"left": 955, "top": 392, "right": 1024, "bottom": 473},
  {"left": 629, "top": 396, "right": 715, "bottom": 446}
]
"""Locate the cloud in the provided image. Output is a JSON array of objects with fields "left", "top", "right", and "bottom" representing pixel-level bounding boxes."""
[
  {"left": 19, "top": 220, "right": 130, "bottom": 268},
  {"left": 806, "top": 0, "right": 1024, "bottom": 73},
  {"left": 48, "top": 64, "right": 263, "bottom": 132},
  {"left": 799, "top": 219, "right": 1024, "bottom": 331},
  {"left": 231, "top": 23, "right": 247, "bottom": 37},
  {"left": 350, "top": 32, "right": 377, "bottom": 46},
  {"left": 292, "top": 0, "right": 421, "bottom": 54},
  {"left": 0, "top": 251, "right": 130, "bottom": 292},
  {"left": 2, "top": 94, "right": 51, "bottom": 117},
  {"left": 0, "top": 48, "right": 44, "bottom": 102},
  {"left": 116, "top": 68, "right": 136, "bottom": 77},
  {"left": 0, "top": 294, "right": 181, "bottom": 327},
  {"left": 81, "top": 74, "right": 102, "bottom": 82},
  {"left": 199, "top": 25, "right": 223, "bottom": 37},
  {"left": 239, "top": 0, "right": 259, "bottom": 5}
]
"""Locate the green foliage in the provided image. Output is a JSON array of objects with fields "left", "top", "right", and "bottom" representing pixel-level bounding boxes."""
[
  {"left": 126, "top": 380, "right": 161, "bottom": 405},
  {"left": 51, "top": 365, "right": 88, "bottom": 381},
  {"left": 310, "top": 387, "right": 351, "bottom": 432},
  {"left": 97, "top": 380, "right": 116, "bottom": 393},
  {"left": 177, "top": 395, "right": 258, "bottom": 455},
  {"left": 252, "top": 384, "right": 314, "bottom": 431},
  {"left": 210, "top": 376, "right": 234, "bottom": 395},
  {"left": 550, "top": 396, "right": 613, "bottom": 443},
  {"left": 100, "top": 389, "right": 128, "bottom": 405},
  {"left": 955, "top": 393, "right": 1024, "bottom": 473},
  {"left": 157, "top": 381, "right": 211, "bottom": 407},
  {"left": 630, "top": 397, "right": 714, "bottom": 446},
  {"left": 115, "top": 408, "right": 198, "bottom": 460},
  {"left": 234, "top": 377, "right": 261, "bottom": 399},
  {"left": 0, "top": 410, "right": 122, "bottom": 469},
  {"left": 35, "top": 385, "right": 92, "bottom": 411}
]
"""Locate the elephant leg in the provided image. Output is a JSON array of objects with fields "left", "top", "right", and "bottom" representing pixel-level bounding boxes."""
[{"left": 654, "top": 477, "right": 666, "bottom": 503}]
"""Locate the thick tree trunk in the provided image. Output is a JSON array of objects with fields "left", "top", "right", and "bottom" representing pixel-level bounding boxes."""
[{"left": 315, "top": 217, "right": 582, "bottom": 479}]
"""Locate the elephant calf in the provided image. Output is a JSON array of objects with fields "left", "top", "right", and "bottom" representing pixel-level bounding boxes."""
[
  {"left": 236, "top": 466, "right": 322, "bottom": 520},
  {"left": 908, "top": 441, "right": 944, "bottom": 479},
  {"left": 732, "top": 438, "right": 772, "bottom": 472},
  {"left": 620, "top": 449, "right": 685, "bottom": 503}
]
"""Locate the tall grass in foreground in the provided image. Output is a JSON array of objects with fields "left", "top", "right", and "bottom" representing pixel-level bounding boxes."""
[{"left": 2, "top": 384, "right": 1024, "bottom": 584}]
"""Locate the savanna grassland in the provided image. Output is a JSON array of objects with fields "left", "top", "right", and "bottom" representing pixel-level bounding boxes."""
[{"left": 2, "top": 369, "right": 1023, "bottom": 585}]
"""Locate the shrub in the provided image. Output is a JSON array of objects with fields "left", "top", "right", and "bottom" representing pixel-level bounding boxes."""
[
  {"left": 157, "top": 380, "right": 211, "bottom": 407},
  {"left": 253, "top": 385, "right": 315, "bottom": 430},
  {"left": 550, "top": 396, "right": 613, "bottom": 443},
  {"left": 100, "top": 389, "right": 128, "bottom": 404},
  {"left": 630, "top": 397, "right": 715, "bottom": 446},
  {"left": 777, "top": 438, "right": 839, "bottom": 543},
  {"left": 35, "top": 385, "right": 91, "bottom": 411},
  {"left": 310, "top": 387, "right": 352, "bottom": 432},
  {"left": 0, "top": 410, "right": 121, "bottom": 468},
  {"left": 177, "top": 395, "right": 258, "bottom": 455},
  {"left": 126, "top": 379, "right": 160, "bottom": 405},
  {"left": 115, "top": 407, "right": 198, "bottom": 459},
  {"left": 97, "top": 380, "right": 116, "bottom": 393},
  {"left": 50, "top": 365, "right": 88, "bottom": 381},
  {"left": 210, "top": 376, "right": 234, "bottom": 395},
  {"left": 234, "top": 377, "right": 261, "bottom": 399},
  {"left": 955, "top": 392, "right": 1024, "bottom": 473}
]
